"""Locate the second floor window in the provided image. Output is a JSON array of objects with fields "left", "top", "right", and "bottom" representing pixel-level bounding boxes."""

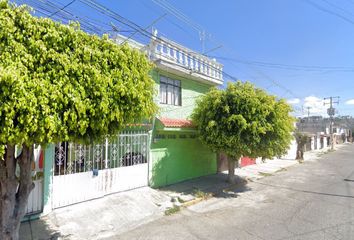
[{"left": 160, "top": 76, "right": 181, "bottom": 106}]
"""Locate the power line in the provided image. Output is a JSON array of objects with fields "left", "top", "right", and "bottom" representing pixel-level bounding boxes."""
[
  {"left": 49, "top": 0, "right": 76, "bottom": 17},
  {"left": 151, "top": 0, "right": 203, "bottom": 32},
  {"left": 320, "top": 0, "right": 354, "bottom": 19},
  {"left": 219, "top": 56, "right": 301, "bottom": 98},
  {"left": 151, "top": 0, "right": 208, "bottom": 53},
  {"left": 18, "top": 0, "right": 110, "bottom": 34},
  {"left": 304, "top": 0, "right": 354, "bottom": 26},
  {"left": 209, "top": 56, "right": 354, "bottom": 72},
  {"left": 122, "top": 13, "right": 167, "bottom": 45},
  {"left": 138, "top": 0, "right": 198, "bottom": 42}
]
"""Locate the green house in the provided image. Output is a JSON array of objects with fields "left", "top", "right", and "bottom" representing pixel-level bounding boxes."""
[{"left": 147, "top": 35, "right": 224, "bottom": 187}]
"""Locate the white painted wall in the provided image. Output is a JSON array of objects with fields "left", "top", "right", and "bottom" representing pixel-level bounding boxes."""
[
  {"left": 282, "top": 140, "right": 297, "bottom": 160},
  {"left": 311, "top": 137, "right": 315, "bottom": 150}
]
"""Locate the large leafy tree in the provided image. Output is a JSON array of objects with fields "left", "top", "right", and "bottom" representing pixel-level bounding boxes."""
[
  {"left": 0, "top": 2, "right": 156, "bottom": 239},
  {"left": 192, "top": 81, "right": 294, "bottom": 183}
]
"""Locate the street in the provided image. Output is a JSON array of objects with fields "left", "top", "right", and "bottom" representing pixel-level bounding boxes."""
[{"left": 114, "top": 144, "right": 354, "bottom": 240}]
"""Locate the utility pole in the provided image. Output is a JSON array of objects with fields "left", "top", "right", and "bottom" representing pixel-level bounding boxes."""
[
  {"left": 306, "top": 107, "right": 311, "bottom": 119},
  {"left": 324, "top": 96, "right": 339, "bottom": 150},
  {"left": 199, "top": 30, "right": 206, "bottom": 54},
  {"left": 305, "top": 106, "right": 311, "bottom": 133}
]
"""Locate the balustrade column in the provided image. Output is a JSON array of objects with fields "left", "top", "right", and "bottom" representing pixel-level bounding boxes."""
[
  {"left": 215, "top": 65, "right": 220, "bottom": 79},
  {"left": 178, "top": 50, "right": 183, "bottom": 64},
  {"left": 190, "top": 56, "right": 195, "bottom": 70},
  {"left": 195, "top": 57, "right": 199, "bottom": 72},
  {"left": 159, "top": 41, "right": 164, "bottom": 56},
  {"left": 173, "top": 48, "right": 177, "bottom": 61},
  {"left": 184, "top": 54, "right": 189, "bottom": 67},
  {"left": 166, "top": 44, "right": 171, "bottom": 57}
]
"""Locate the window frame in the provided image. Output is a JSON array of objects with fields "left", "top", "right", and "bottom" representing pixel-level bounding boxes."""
[{"left": 159, "top": 76, "right": 182, "bottom": 106}]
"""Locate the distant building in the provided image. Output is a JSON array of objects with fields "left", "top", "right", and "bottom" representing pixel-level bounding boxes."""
[
  {"left": 296, "top": 116, "right": 327, "bottom": 134},
  {"left": 296, "top": 115, "right": 351, "bottom": 150}
]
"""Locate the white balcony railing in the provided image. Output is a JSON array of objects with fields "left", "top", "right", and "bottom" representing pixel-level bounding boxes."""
[{"left": 148, "top": 37, "right": 223, "bottom": 83}]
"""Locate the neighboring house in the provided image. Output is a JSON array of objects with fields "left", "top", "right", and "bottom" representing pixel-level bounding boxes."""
[{"left": 24, "top": 33, "right": 224, "bottom": 218}]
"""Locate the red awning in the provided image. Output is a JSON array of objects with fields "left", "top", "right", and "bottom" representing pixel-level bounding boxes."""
[{"left": 158, "top": 118, "right": 194, "bottom": 128}]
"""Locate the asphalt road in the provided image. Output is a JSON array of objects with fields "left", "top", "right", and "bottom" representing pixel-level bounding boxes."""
[{"left": 115, "top": 144, "right": 354, "bottom": 240}]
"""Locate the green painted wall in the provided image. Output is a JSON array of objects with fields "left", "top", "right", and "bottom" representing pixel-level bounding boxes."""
[
  {"left": 149, "top": 69, "right": 218, "bottom": 187},
  {"left": 42, "top": 144, "right": 54, "bottom": 215},
  {"left": 150, "top": 131, "right": 217, "bottom": 187},
  {"left": 151, "top": 70, "right": 213, "bottom": 120}
]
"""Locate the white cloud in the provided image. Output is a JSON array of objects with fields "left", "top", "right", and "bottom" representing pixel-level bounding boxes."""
[
  {"left": 287, "top": 98, "right": 300, "bottom": 104},
  {"left": 303, "top": 96, "right": 326, "bottom": 116},
  {"left": 345, "top": 99, "right": 354, "bottom": 105}
]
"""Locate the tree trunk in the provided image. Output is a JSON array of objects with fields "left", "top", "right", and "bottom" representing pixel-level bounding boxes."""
[
  {"left": 296, "top": 144, "right": 304, "bottom": 161},
  {"left": 0, "top": 144, "right": 34, "bottom": 240},
  {"left": 227, "top": 158, "right": 235, "bottom": 183},
  {"left": 227, "top": 156, "right": 240, "bottom": 183}
]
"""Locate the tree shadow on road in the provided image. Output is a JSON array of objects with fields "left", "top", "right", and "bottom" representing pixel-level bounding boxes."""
[
  {"left": 20, "top": 216, "right": 65, "bottom": 240},
  {"left": 159, "top": 173, "right": 252, "bottom": 199}
]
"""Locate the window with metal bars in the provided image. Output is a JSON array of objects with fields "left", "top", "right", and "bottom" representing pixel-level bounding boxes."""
[{"left": 159, "top": 76, "right": 181, "bottom": 106}]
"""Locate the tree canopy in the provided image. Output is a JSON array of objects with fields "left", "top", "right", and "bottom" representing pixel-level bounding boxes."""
[
  {"left": 0, "top": 2, "right": 157, "bottom": 238},
  {"left": 0, "top": 1, "right": 157, "bottom": 148},
  {"left": 192, "top": 81, "right": 294, "bottom": 161}
]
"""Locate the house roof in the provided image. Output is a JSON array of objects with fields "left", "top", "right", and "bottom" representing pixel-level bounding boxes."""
[{"left": 158, "top": 118, "right": 194, "bottom": 128}]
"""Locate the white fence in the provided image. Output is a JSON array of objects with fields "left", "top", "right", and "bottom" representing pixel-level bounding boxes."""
[{"left": 52, "top": 131, "right": 149, "bottom": 208}]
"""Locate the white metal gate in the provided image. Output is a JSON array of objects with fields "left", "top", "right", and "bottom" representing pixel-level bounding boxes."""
[{"left": 52, "top": 131, "right": 149, "bottom": 208}]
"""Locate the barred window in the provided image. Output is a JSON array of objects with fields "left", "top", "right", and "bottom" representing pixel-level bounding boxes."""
[{"left": 160, "top": 76, "right": 181, "bottom": 106}]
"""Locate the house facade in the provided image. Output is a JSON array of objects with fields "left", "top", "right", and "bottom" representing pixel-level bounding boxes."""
[
  {"left": 148, "top": 36, "right": 223, "bottom": 187},
  {"left": 24, "top": 33, "right": 224, "bottom": 218}
]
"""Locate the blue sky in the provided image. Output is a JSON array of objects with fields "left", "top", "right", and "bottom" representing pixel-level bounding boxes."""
[{"left": 15, "top": 0, "right": 354, "bottom": 116}]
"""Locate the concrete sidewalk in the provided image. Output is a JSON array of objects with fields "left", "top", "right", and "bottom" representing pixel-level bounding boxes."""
[
  {"left": 20, "top": 146, "right": 339, "bottom": 240},
  {"left": 20, "top": 187, "right": 172, "bottom": 240},
  {"left": 160, "top": 158, "right": 301, "bottom": 203}
]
